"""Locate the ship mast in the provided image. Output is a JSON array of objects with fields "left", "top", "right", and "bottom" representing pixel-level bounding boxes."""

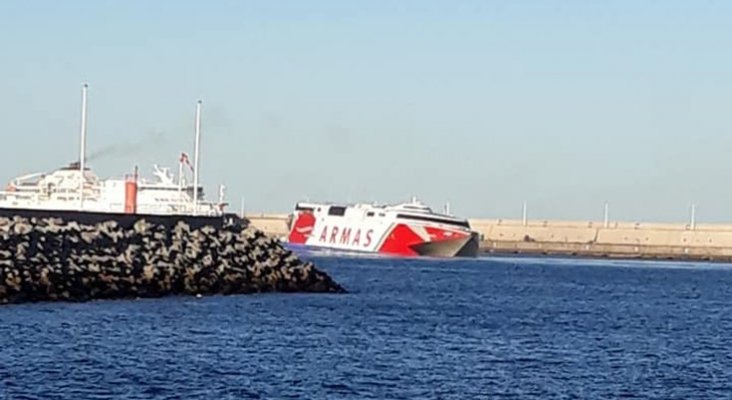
[
  {"left": 78, "top": 83, "right": 89, "bottom": 210},
  {"left": 178, "top": 156, "right": 183, "bottom": 197},
  {"left": 193, "top": 100, "right": 202, "bottom": 215}
]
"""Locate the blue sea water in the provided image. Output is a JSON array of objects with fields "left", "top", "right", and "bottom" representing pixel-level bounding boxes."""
[{"left": 1, "top": 255, "right": 732, "bottom": 399}]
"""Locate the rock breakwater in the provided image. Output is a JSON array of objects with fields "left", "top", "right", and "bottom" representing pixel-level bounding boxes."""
[{"left": 0, "top": 215, "right": 345, "bottom": 304}]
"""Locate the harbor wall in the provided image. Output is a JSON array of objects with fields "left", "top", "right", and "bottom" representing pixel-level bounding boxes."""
[
  {"left": 473, "top": 219, "right": 732, "bottom": 261},
  {"left": 247, "top": 213, "right": 732, "bottom": 261},
  {"left": 246, "top": 214, "right": 290, "bottom": 238}
]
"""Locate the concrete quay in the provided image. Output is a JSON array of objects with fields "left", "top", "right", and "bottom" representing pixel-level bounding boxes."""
[
  {"left": 246, "top": 214, "right": 290, "bottom": 238},
  {"left": 472, "top": 219, "right": 732, "bottom": 262},
  {"left": 246, "top": 213, "right": 732, "bottom": 262}
]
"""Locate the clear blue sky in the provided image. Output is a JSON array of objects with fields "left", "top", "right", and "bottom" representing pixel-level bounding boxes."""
[{"left": 1, "top": 1, "right": 731, "bottom": 222}]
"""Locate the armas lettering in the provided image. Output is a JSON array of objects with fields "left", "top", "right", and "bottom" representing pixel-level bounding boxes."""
[{"left": 318, "top": 225, "right": 374, "bottom": 248}]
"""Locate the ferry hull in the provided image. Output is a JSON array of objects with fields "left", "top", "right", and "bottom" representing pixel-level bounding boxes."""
[
  {"left": 286, "top": 232, "right": 479, "bottom": 259},
  {"left": 0, "top": 207, "right": 242, "bottom": 229},
  {"left": 410, "top": 232, "right": 479, "bottom": 257}
]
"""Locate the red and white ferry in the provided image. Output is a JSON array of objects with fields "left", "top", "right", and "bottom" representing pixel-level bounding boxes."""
[{"left": 287, "top": 198, "right": 479, "bottom": 257}]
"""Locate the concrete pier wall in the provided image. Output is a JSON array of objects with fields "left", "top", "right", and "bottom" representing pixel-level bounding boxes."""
[
  {"left": 474, "top": 219, "right": 732, "bottom": 261},
  {"left": 246, "top": 213, "right": 732, "bottom": 261},
  {"left": 246, "top": 214, "right": 290, "bottom": 238}
]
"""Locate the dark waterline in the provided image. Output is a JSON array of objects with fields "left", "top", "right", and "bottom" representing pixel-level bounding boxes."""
[{"left": 1, "top": 255, "right": 732, "bottom": 399}]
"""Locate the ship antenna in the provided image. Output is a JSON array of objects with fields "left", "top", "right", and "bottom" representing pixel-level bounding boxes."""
[
  {"left": 192, "top": 100, "right": 202, "bottom": 215},
  {"left": 79, "top": 83, "right": 89, "bottom": 210}
]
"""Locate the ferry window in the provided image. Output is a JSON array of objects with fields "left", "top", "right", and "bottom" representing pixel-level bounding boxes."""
[
  {"left": 366, "top": 212, "right": 374, "bottom": 217},
  {"left": 396, "top": 213, "right": 470, "bottom": 229},
  {"left": 328, "top": 206, "right": 346, "bottom": 216}
]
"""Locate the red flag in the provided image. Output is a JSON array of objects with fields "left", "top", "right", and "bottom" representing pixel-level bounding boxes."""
[{"left": 180, "top": 153, "right": 194, "bottom": 172}]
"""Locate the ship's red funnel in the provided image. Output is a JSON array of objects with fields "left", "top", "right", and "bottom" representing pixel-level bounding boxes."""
[{"left": 124, "top": 178, "right": 137, "bottom": 214}]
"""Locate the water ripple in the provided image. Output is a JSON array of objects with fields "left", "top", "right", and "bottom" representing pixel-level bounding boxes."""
[{"left": 1, "top": 256, "right": 732, "bottom": 399}]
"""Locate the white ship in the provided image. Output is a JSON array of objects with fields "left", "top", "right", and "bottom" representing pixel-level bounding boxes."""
[
  {"left": 287, "top": 198, "right": 479, "bottom": 257},
  {"left": 0, "top": 84, "right": 226, "bottom": 217},
  {"left": 0, "top": 160, "right": 224, "bottom": 216}
]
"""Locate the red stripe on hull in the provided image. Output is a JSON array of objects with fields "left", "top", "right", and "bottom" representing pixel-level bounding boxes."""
[
  {"left": 424, "top": 226, "right": 468, "bottom": 241},
  {"left": 378, "top": 224, "right": 423, "bottom": 256},
  {"left": 288, "top": 212, "right": 315, "bottom": 244}
]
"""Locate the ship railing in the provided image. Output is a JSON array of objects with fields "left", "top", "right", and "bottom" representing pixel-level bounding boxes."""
[{"left": 132, "top": 199, "right": 223, "bottom": 216}]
